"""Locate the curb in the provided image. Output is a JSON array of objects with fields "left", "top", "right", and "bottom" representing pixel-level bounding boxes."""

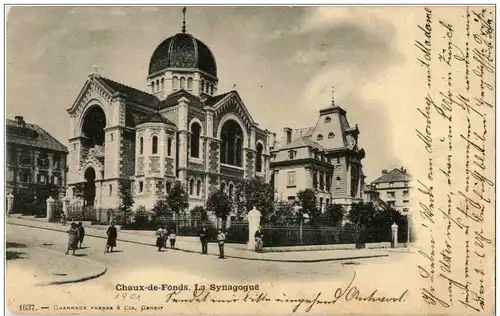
[
  {"left": 8, "top": 221, "right": 389, "bottom": 263},
  {"left": 25, "top": 247, "right": 108, "bottom": 286}
]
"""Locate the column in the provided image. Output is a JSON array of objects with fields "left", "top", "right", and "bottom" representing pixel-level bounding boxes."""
[
  {"left": 46, "top": 196, "right": 55, "bottom": 222},
  {"left": 7, "top": 193, "right": 14, "bottom": 216},
  {"left": 247, "top": 207, "right": 262, "bottom": 251},
  {"left": 391, "top": 223, "right": 399, "bottom": 248},
  {"left": 178, "top": 97, "right": 189, "bottom": 183}
]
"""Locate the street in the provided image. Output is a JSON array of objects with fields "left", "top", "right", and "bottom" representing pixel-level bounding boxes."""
[{"left": 6, "top": 224, "right": 420, "bottom": 314}]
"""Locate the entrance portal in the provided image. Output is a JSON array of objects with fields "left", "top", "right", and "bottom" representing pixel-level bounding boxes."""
[{"left": 84, "top": 167, "right": 96, "bottom": 207}]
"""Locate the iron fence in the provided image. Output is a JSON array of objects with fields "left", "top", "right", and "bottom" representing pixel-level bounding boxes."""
[{"left": 261, "top": 225, "right": 392, "bottom": 247}]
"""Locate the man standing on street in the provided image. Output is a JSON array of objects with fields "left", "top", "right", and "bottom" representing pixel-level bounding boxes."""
[
  {"left": 199, "top": 226, "right": 208, "bottom": 254},
  {"left": 217, "top": 229, "right": 226, "bottom": 259}
]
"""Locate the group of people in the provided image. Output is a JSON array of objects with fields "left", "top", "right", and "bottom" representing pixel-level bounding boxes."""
[
  {"left": 65, "top": 222, "right": 85, "bottom": 255},
  {"left": 155, "top": 226, "right": 177, "bottom": 251},
  {"left": 64, "top": 221, "right": 262, "bottom": 258},
  {"left": 65, "top": 221, "right": 118, "bottom": 255},
  {"left": 199, "top": 226, "right": 227, "bottom": 259}
]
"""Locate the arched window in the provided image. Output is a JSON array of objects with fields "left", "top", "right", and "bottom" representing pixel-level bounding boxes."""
[
  {"left": 326, "top": 198, "right": 330, "bottom": 206},
  {"left": 229, "top": 184, "right": 234, "bottom": 197},
  {"left": 317, "top": 134, "right": 323, "bottom": 140},
  {"left": 161, "top": 78, "right": 164, "bottom": 91},
  {"left": 325, "top": 116, "right": 331, "bottom": 123},
  {"left": 220, "top": 182, "right": 226, "bottom": 192},
  {"left": 328, "top": 132, "right": 335, "bottom": 139},
  {"left": 210, "top": 84, "right": 214, "bottom": 95},
  {"left": 180, "top": 77, "right": 186, "bottom": 89},
  {"left": 189, "top": 179, "right": 194, "bottom": 195},
  {"left": 206, "top": 83, "right": 210, "bottom": 93},
  {"left": 196, "top": 180, "right": 201, "bottom": 196},
  {"left": 167, "top": 138, "right": 172, "bottom": 156},
  {"left": 220, "top": 120, "right": 243, "bottom": 167},
  {"left": 173, "top": 77, "right": 179, "bottom": 89},
  {"left": 187, "top": 78, "right": 193, "bottom": 91},
  {"left": 319, "top": 197, "right": 324, "bottom": 211},
  {"left": 139, "top": 137, "right": 144, "bottom": 155},
  {"left": 201, "top": 80, "right": 205, "bottom": 93},
  {"left": 256, "top": 143, "right": 264, "bottom": 172},
  {"left": 190, "top": 122, "right": 201, "bottom": 158},
  {"left": 156, "top": 79, "right": 160, "bottom": 90},
  {"left": 152, "top": 136, "right": 158, "bottom": 154},
  {"left": 151, "top": 81, "right": 155, "bottom": 93}
]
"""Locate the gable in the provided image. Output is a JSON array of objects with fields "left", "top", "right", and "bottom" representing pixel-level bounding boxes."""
[
  {"left": 67, "top": 77, "right": 115, "bottom": 117},
  {"left": 212, "top": 92, "right": 256, "bottom": 131}
]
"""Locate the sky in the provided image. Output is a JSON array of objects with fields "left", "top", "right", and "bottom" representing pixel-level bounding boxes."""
[{"left": 6, "top": 6, "right": 419, "bottom": 182}]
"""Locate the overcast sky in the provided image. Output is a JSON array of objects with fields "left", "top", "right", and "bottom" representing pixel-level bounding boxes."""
[{"left": 6, "top": 6, "right": 420, "bottom": 182}]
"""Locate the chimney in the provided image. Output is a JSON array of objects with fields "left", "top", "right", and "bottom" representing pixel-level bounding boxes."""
[
  {"left": 14, "top": 116, "right": 24, "bottom": 125},
  {"left": 284, "top": 127, "right": 292, "bottom": 144},
  {"left": 382, "top": 169, "right": 387, "bottom": 174},
  {"left": 401, "top": 166, "right": 406, "bottom": 173}
]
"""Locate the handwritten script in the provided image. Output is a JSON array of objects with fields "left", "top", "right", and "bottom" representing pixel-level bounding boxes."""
[
  {"left": 415, "top": 6, "right": 494, "bottom": 314},
  {"left": 111, "top": 272, "right": 408, "bottom": 313}
]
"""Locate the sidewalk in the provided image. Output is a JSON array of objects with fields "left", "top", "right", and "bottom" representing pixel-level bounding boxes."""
[
  {"left": 6, "top": 241, "right": 107, "bottom": 286},
  {"left": 7, "top": 217, "right": 392, "bottom": 263}
]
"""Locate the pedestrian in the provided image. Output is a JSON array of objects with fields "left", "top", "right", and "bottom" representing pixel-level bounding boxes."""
[
  {"left": 156, "top": 225, "right": 166, "bottom": 251},
  {"left": 199, "top": 226, "right": 208, "bottom": 254},
  {"left": 60, "top": 213, "right": 66, "bottom": 226},
  {"left": 169, "top": 230, "right": 176, "bottom": 249},
  {"left": 65, "top": 222, "right": 79, "bottom": 255},
  {"left": 254, "top": 226, "right": 264, "bottom": 253},
  {"left": 77, "top": 222, "right": 85, "bottom": 249},
  {"left": 105, "top": 221, "right": 118, "bottom": 253},
  {"left": 163, "top": 227, "right": 169, "bottom": 248},
  {"left": 217, "top": 229, "right": 226, "bottom": 259}
]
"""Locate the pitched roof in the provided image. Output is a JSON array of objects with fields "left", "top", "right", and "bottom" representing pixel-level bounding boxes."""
[
  {"left": 158, "top": 89, "right": 206, "bottom": 109},
  {"left": 137, "top": 112, "right": 176, "bottom": 126},
  {"left": 96, "top": 77, "right": 160, "bottom": 109},
  {"left": 6, "top": 119, "right": 68, "bottom": 153},
  {"left": 204, "top": 91, "right": 233, "bottom": 107},
  {"left": 278, "top": 137, "right": 325, "bottom": 151},
  {"left": 371, "top": 168, "right": 412, "bottom": 184}
]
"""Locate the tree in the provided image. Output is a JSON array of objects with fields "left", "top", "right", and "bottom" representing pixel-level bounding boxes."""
[
  {"left": 233, "top": 178, "right": 276, "bottom": 220},
  {"left": 118, "top": 180, "right": 134, "bottom": 224},
  {"left": 190, "top": 206, "right": 208, "bottom": 226},
  {"left": 296, "top": 189, "right": 321, "bottom": 222},
  {"left": 206, "top": 189, "right": 232, "bottom": 229},
  {"left": 165, "top": 181, "right": 189, "bottom": 233},
  {"left": 72, "top": 182, "right": 85, "bottom": 201},
  {"left": 319, "top": 204, "right": 345, "bottom": 227},
  {"left": 151, "top": 198, "right": 172, "bottom": 225},
  {"left": 166, "top": 181, "right": 189, "bottom": 216}
]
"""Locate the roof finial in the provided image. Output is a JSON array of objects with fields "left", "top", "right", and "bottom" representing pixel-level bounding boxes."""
[
  {"left": 182, "top": 7, "right": 187, "bottom": 33},
  {"left": 331, "top": 85, "right": 335, "bottom": 107},
  {"left": 232, "top": 83, "right": 237, "bottom": 90}
]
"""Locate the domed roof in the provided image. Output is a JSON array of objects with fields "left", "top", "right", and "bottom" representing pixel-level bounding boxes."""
[{"left": 148, "top": 33, "right": 217, "bottom": 77}]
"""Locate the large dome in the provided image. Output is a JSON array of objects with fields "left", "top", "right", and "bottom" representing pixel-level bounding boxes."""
[{"left": 148, "top": 33, "right": 217, "bottom": 77}]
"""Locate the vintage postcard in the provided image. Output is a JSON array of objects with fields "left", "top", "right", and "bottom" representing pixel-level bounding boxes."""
[{"left": 4, "top": 5, "right": 495, "bottom": 315}]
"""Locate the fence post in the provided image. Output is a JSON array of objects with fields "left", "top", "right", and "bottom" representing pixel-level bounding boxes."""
[
  {"left": 391, "top": 222, "right": 398, "bottom": 248},
  {"left": 7, "top": 193, "right": 14, "bottom": 216},
  {"left": 247, "top": 207, "right": 261, "bottom": 251},
  {"left": 62, "top": 196, "right": 70, "bottom": 217},
  {"left": 46, "top": 197, "right": 55, "bottom": 222}
]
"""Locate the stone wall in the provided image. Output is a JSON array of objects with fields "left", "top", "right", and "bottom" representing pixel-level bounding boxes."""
[
  {"left": 120, "top": 130, "right": 136, "bottom": 178},
  {"left": 245, "top": 150, "right": 255, "bottom": 177},
  {"left": 208, "top": 141, "right": 219, "bottom": 173}
]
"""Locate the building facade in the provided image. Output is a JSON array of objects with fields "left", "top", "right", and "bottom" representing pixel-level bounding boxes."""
[
  {"left": 270, "top": 101, "right": 366, "bottom": 212},
  {"left": 371, "top": 167, "right": 412, "bottom": 214},
  {"left": 6, "top": 116, "right": 68, "bottom": 198},
  {"left": 66, "top": 14, "right": 272, "bottom": 210}
]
